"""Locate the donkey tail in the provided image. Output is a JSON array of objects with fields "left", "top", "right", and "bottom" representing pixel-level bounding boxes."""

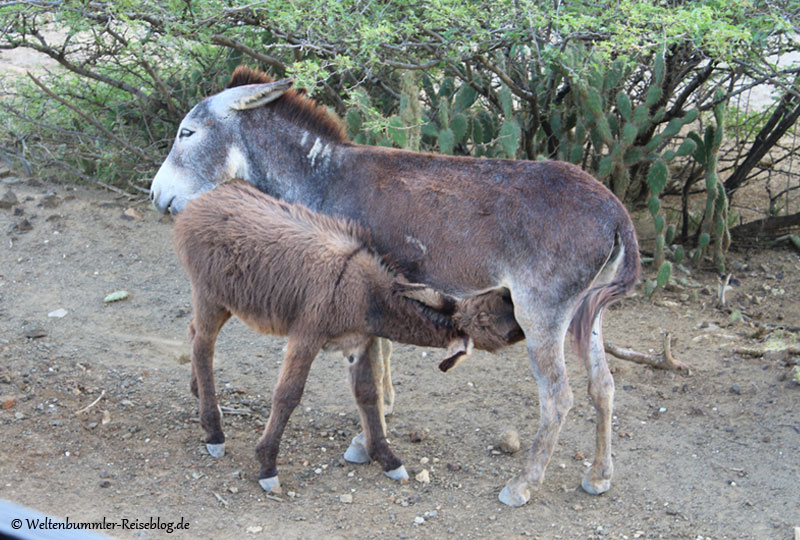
[{"left": 569, "top": 219, "right": 641, "bottom": 360}]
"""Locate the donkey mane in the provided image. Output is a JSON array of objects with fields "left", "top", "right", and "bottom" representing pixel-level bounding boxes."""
[{"left": 227, "top": 65, "right": 349, "bottom": 143}]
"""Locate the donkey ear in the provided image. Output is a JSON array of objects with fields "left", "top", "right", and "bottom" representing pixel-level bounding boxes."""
[
  {"left": 394, "top": 282, "right": 453, "bottom": 311},
  {"left": 231, "top": 78, "right": 294, "bottom": 110}
]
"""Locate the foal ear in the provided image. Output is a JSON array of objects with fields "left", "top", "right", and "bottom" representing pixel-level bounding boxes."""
[
  {"left": 394, "top": 282, "right": 453, "bottom": 311},
  {"left": 231, "top": 78, "right": 294, "bottom": 110}
]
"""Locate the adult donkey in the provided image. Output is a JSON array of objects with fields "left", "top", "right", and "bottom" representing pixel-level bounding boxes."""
[{"left": 150, "top": 66, "right": 640, "bottom": 507}]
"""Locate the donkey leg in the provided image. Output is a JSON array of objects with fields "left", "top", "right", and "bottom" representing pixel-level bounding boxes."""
[
  {"left": 254, "top": 337, "right": 320, "bottom": 494},
  {"left": 581, "top": 313, "right": 615, "bottom": 495},
  {"left": 379, "top": 338, "right": 395, "bottom": 416},
  {"left": 499, "top": 316, "right": 573, "bottom": 507},
  {"left": 347, "top": 338, "right": 407, "bottom": 482},
  {"left": 189, "top": 306, "right": 231, "bottom": 458}
]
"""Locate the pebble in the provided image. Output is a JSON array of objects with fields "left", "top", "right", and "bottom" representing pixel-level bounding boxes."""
[
  {"left": 246, "top": 526, "right": 263, "bottom": 534},
  {"left": 23, "top": 324, "right": 47, "bottom": 339},
  {"left": 339, "top": 494, "right": 353, "bottom": 504},
  {"left": 415, "top": 469, "right": 430, "bottom": 484},
  {"left": 413, "top": 516, "right": 425, "bottom": 526},
  {"left": 409, "top": 430, "right": 425, "bottom": 443},
  {"left": 48, "top": 309, "right": 68, "bottom": 318},
  {"left": 0, "top": 190, "right": 18, "bottom": 209},
  {"left": 498, "top": 428, "right": 520, "bottom": 454}
]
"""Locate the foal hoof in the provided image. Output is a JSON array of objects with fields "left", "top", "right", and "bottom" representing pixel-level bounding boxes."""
[
  {"left": 384, "top": 465, "right": 408, "bottom": 483},
  {"left": 206, "top": 443, "right": 225, "bottom": 458},
  {"left": 581, "top": 473, "right": 611, "bottom": 495},
  {"left": 258, "top": 475, "right": 281, "bottom": 495},
  {"left": 343, "top": 433, "right": 370, "bottom": 464}
]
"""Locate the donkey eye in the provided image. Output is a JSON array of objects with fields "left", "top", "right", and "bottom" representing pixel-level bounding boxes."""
[{"left": 179, "top": 128, "right": 195, "bottom": 139}]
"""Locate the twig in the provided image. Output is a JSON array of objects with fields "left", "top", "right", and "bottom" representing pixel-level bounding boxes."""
[
  {"left": 734, "top": 345, "right": 800, "bottom": 358},
  {"left": 264, "top": 494, "right": 283, "bottom": 502},
  {"left": 212, "top": 492, "right": 228, "bottom": 506},
  {"left": 26, "top": 71, "right": 155, "bottom": 164},
  {"left": 74, "top": 390, "right": 106, "bottom": 415},
  {"left": 605, "top": 332, "right": 691, "bottom": 373},
  {"left": 718, "top": 273, "right": 732, "bottom": 308}
]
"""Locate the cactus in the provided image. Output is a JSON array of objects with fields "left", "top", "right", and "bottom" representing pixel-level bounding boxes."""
[{"left": 689, "top": 90, "right": 728, "bottom": 270}]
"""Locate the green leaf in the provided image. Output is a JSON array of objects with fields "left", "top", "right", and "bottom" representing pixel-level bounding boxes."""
[
  {"left": 421, "top": 122, "right": 439, "bottom": 137},
  {"left": 568, "top": 143, "right": 583, "bottom": 164},
  {"left": 698, "top": 233, "right": 711, "bottom": 249},
  {"left": 345, "top": 109, "right": 362, "bottom": 135},
  {"left": 653, "top": 50, "right": 666, "bottom": 86},
  {"left": 648, "top": 159, "right": 669, "bottom": 195},
  {"left": 648, "top": 196, "right": 661, "bottom": 217},
  {"left": 673, "top": 245, "right": 684, "bottom": 264},
  {"left": 438, "top": 128, "right": 455, "bottom": 154},
  {"left": 660, "top": 118, "right": 684, "bottom": 139},
  {"left": 597, "top": 156, "right": 613, "bottom": 178},
  {"left": 453, "top": 84, "right": 478, "bottom": 113},
  {"left": 682, "top": 109, "right": 699, "bottom": 124},
  {"left": 499, "top": 120, "right": 521, "bottom": 157},
  {"left": 471, "top": 118, "right": 484, "bottom": 144},
  {"left": 656, "top": 261, "right": 672, "bottom": 288},
  {"left": 595, "top": 116, "right": 614, "bottom": 146},
  {"left": 622, "top": 122, "right": 637, "bottom": 146},
  {"left": 654, "top": 215, "right": 665, "bottom": 234},
  {"left": 438, "top": 97, "right": 450, "bottom": 129},
  {"left": 662, "top": 150, "right": 676, "bottom": 161},
  {"left": 665, "top": 224, "right": 676, "bottom": 245},
  {"left": 585, "top": 87, "right": 604, "bottom": 117},
  {"left": 645, "top": 85, "right": 662, "bottom": 108},
  {"left": 438, "top": 77, "right": 455, "bottom": 100},
  {"left": 450, "top": 113, "right": 468, "bottom": 143},
  {"left": 633, "top": 105, "right": 650, "bottom": 127},
  {"left": 616, "top": 92, "right": 632, "bottom": 122},
  {"left": 499, "top": 85, "right": 514, "bottom": 119},
  {"left": 676, "top": 139, "right": 697, "bottom": 157},
  {"left": 387, "top": 116, "right": 406, "bottom": 148}
]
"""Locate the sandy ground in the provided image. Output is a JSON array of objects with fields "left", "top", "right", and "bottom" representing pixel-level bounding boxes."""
[{"left": 0, "top": 175, "right": 798, "bottom": 540}]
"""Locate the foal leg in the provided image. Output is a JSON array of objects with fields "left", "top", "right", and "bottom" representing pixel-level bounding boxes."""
[
  {"left": 345, "top": 338, "right": 407, "bottom": 481},
  {"left": 379, "top": 338, "right": 395, "bottom": 415},
  {"left": 499, "top": 310, "right": 573, "bottom": 507},
  {"left": 254, "top": 337, "right": 320, "bottom": 494},
  {"left": 581, "top": 313, "right": 615, "bottom": 495},
  {"left": 189, "top": 303, "right": 231, "bottom": 458}
]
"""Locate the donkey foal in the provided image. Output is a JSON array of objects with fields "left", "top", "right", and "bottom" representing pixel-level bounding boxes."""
[{"left": 174, "top": 181, "right": 476, "bottom": 493}]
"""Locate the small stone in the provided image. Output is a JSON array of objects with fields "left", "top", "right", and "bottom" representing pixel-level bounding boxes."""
[
  {"left": 228, "top": 486, "right": 239, "bottom": 494},
  {"left": 48, "top": 308, "right": 68, "bottom": 318},
  {"left": 11, "top": 218, "right": 33, "bottom": 233},
  {"left": 573, "top": 450, "right": 585, "bottom": 461},
  {"left": 339, "top": 494, "right": 353, "bottom": 504},
  {"left": 87, "top": 422, "right": 98, "bottom": 429},
  {"left": 0, "top": 190, "right": 18, "bottom": 209},
  {"left": 14, "top": 412, "right": 24, "bottom": 420},
  {"left": 121, "top": 208, "right": 142, "bottom": 221},
  {"left": 729, "top": 385, "right": 742, "bottom": 395},
  {"left": 419, "top": 457, "right": 429, "bottom": 465},
  {"left": 99, "top": 480, "right": 111, "bottom": 488},
  {"left": 23, "top": 324, "right": 47, "bottom": 339},
  {"left": 409, "top": 430, "right": 425, "bottom": 443},
  {"left": 246, "top": 526, "right": 263, "bottom": 534},
  {"left": 38, "top": 193, "right": 61, "bottom": 209},
  {"left": 413, "top": 516, "right": 425, "bottom": 526},
  {"left": 498, "top": 428, "right": 520, "bottom": 454},
  {"left": 415, "top": 469, "right": 430, "bottom": 484},
  {"left": 2, "top": 398, "right": 14, "bottom": 410}
]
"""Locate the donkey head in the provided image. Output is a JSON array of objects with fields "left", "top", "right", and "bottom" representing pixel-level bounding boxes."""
[{"left": 150, "top": 79, "right": 293, "bottom": 214}]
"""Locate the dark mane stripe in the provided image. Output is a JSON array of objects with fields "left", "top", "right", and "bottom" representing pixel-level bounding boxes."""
[{"left": 227, "top": 65, "right": 349, "bottom": 143}]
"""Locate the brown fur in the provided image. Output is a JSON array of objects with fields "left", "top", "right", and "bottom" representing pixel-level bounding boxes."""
[
  {"left": 227, "top": 66, "right": 347, "bottom": 143},
  {"left": 173, "top": 181, "right": 509, "bottom": 483}
]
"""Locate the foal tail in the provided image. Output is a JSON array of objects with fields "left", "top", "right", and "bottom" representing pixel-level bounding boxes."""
[{"left": 569, "top": 219, "right": 640, "bottom": 360}]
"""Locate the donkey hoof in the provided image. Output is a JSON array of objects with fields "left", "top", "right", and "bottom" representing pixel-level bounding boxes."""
[
  {"left": 498, "top": 484, "right": 531, "bottom": 507},
  {"left": 258, "top": 475, "right": 281, "bottom": 495},
  {"left": 384, "top": 465, "right": 408, "bottom": 483},
  {"left": 581, "top": 473, "right": 611, "bottom": 495},
  {"left": 343, "top": 434, "right": 370, "bottom": 464},
  {"left": 206, "top": 443, "right": 225, "bottom": 458}
]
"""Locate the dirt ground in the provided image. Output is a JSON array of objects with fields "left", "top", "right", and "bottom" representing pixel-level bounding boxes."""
[{"left": 0, "top": 174, "right": 798, "bottom": 540}]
